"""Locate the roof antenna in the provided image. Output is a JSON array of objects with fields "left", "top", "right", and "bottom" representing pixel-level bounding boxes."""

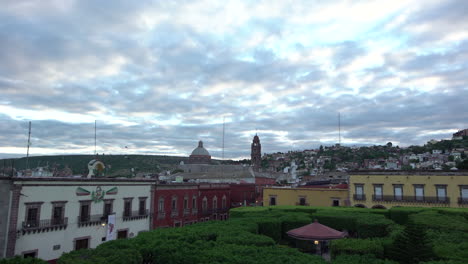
[
  {"left": 338, "top": 112, "right": 341, "bottom": 146},
  {"left": 222, "top": 116, "right": 225, "bottom": 161},
  {"left": 26, "top": 121, "right": 31, "bottom": 169},
  {"left": 94, "top": 120, "right": 97, "bottom": 156}
]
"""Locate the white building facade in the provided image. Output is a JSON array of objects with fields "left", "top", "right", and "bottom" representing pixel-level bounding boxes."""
[{"left": 4, "top": 177, "right": 155, "bottom": 262}]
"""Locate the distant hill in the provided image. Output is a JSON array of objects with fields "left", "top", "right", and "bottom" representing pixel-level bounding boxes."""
[{"left": 0, "top": 154, "right": 191, "bottom": 177}]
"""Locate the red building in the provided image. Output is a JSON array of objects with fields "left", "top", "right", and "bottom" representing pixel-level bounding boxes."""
[
  {"left": 153, "top": 184, "right": 199, "bottom": 228},
  {"left": 230, "top": 183, "right": 256, "bottom": 207},
  {"left": 152, "top": 183, "right": 231, "bottom": 228},
  {"left": 198, "top": 184, "right": 230, "bottom": 221}
]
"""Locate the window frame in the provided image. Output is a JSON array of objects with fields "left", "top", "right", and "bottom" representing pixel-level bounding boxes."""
[
  {"left": 123, "top": 198, "right": 133, "bottom": 217},
  {"left": 79, "top": 200, "right": 91, "bottom": 222},
  {"left": 51, "top": 201, "right": 67, "bottom": 225}
]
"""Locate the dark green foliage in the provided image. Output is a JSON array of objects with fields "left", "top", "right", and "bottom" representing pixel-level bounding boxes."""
[
  {"left": 419, "top": 260, "right": 467, "bottom": 264},
  {"left": 256, "top": 218, "right": 282, "bottom": 242},
  {"left": 388, "top": 207, "right": 426, "bottom": 225},
  {"left": 410, "top": 211, "right": 468, "bottom": 232},
  {"left": 333, "top": 254, "right": 398, "bottom": 264},
  {"left": 313, "top": 210, "right": 393, "bottom": 238},
  {"left": 58, "top": 245, "right": 142, "bottom": 264},
  {"left": 426, "top": 229, "right": 468, "bottom": 262},
  {"left": 331, "top": 238, "right": 385, "bottom": 258},
  {"left": 390, "top": 220, "right": 436, "bottom": 264},
  {"left": 56, "top": 206, "right": 468, "bottom": 264},
  {"left": 0, "top": 256, "right": 48, "bottom": 264}
]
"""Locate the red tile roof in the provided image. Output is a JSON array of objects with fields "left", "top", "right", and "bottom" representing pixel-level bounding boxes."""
[{"left": 286, "top": 219, "right": 347, "bottom": 240}]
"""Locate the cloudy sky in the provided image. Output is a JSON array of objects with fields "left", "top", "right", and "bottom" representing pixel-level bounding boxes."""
[{"left": 1, "top": 0, "right": 467, "bottom": 160}]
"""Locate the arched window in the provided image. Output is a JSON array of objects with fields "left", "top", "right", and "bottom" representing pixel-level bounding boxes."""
[
  {"left": 172, "top": 196, "right": 178, "bottom": 211},
  {"left": 213, "top": 196, "right": 218, "bottom": 209},
  {"left": 158, "top": 197, "right": 164, "bottom": 212},
  {"left": 222, "top": 195, "right": 226, "bottom": 209},
  {"left": 202, "top": 197, "right": 208, "bottom": 212}
]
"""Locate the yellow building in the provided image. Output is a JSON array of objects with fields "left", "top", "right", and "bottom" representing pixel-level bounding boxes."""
[
  {"left": 263, "top": 186, "right": 349, "bottom": 207},
  {"left": 349, "top": 172, "right": 468, "bottom": 209}
]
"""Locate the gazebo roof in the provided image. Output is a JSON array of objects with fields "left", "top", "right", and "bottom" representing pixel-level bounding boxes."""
[{"left": 287, "top": 219, "right": 347, "bottom": 240}]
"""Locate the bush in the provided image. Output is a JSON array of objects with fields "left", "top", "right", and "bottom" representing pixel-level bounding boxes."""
[
  {"left": 256, "top": 218, "right": 282, "bottom": 242},
  {"left": 313, "top": 211, "right": 394, "bottom": 238},
  {"left": 410, "top": 211, "right": 468, "bottom": 232},
  {"left": 388, "top": 207, "right": 426, "bottom": 225},
  {"left": 331, "top": 238, "right": 385, "bottom": 258},
  {"left": 426, "top": 229, "right": 468, "bottom": 262},
  {"left": 389, "top": 220, "right": 436, "bottom": 264},
  {"left": 0, "top": 257, "right": 48, "bottom": 264},
  {"left": 333, "top": 254, "right": 398, "bottom": 264}
]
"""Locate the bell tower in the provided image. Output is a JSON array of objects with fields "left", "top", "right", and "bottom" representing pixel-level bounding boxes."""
[{"left": 251, "top": 134, "right": 261, "bottom": 171}]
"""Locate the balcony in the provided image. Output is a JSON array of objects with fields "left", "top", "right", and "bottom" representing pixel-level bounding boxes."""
[
  {"left": 156, "top": 211, "right": 166, "bottom": 220},
  {"left": 171, "top": 210, "right": 179, "bottom": 218},
  {"left": 353, "top": 194, "right": 366, "bottom": 201},
  {"left": 192, "top": 208, "right": 198, "bottom": 215},
  {"left": 21, "top": 218, "right": 68, "bottom": 234},
  {"left": 183, "top": 208, "right": 190, "bottom": 216},
  {"left": 123, "top": 209, "right": 149, "bottom": 221},
  {"left": 78, "top": 214, "right": 108, "bottom": 227},
  {"left": 201, "top": 209, "right": 212, "bottom": 216},
  {"left": 458, "top": 197, "right": 468, "bottom": 205},
  {"left": 372, "top": 195, "right": 450, "bottom": 204}
]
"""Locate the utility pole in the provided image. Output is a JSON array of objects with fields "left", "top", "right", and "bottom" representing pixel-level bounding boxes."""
[
  {"left": 222, "top": 116, "right": 225, "bottom": 161},
  {"left": 338, "top": 112, "right": 341, "bottom": 146},
  {"left": 94, "top": 120, "right": 97, "bottom": 156},
  {"left": 26, "top": 121, "right": 31, "bottom": 169}
]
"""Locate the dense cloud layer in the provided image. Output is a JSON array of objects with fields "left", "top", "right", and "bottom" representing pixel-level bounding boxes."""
[{"left": 0, "top": 0, "right": 467, "bottom": 159}]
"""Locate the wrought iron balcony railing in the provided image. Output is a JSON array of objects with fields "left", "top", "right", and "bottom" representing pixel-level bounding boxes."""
[
  {"left": 458, "top": 197, "right": 468, "bottom": 205},
  {"left": 77, "top": 214, "right": 107, "bottom": 227},
  {"left": 123, "top": 209, "right": 149, "bottom": 221},
  {"left": 353, "top": 194, "right": 366, "bottom": 201},
  {"left": 372, "top": 195, "right": 450, "bottom": 204},
  {"left": 22, "top": 218, "right": 68, "bottom": 234}
]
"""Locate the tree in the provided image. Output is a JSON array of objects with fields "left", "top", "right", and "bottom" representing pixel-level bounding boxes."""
[
  {"left": 386, "top": 142, "right": 393, "bottom": 148},
  {"left": 390, "top": 220, "right": 435, "bottom": 264}
]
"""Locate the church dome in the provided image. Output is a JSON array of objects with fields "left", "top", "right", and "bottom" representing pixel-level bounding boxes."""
[{"left": 191, "top": 140, "right": 210, "bottom": 156}]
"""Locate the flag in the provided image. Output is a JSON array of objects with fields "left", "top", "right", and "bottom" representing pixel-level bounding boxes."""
[{"left": 106, "top": 214, "right": 116, "bottom": 241}]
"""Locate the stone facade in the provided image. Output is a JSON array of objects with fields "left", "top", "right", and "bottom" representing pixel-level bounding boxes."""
[{"left": 251, "top": 135, "right": 261, "bottom": 171}]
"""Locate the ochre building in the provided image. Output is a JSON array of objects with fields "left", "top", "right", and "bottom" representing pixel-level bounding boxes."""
[
  {"left": 349, "top": 171, "right": 468, "bottom": 209},
  {"left": 263, "top": 185, "right": 349, "bottom": 207}
]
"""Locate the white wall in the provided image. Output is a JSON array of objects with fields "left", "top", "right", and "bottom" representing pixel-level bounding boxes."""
[{"left": 14, "top": 180, "right": 152, "bottom": 261}]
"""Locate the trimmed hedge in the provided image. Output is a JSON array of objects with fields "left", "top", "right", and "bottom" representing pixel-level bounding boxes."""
[
  {"left": 388, "top": 207, "right": 426, "bottom": 225},
  {"left": 332, "top": 254, "right": 398, "bottom": 264},
  {"left": 0, "top": 257, "right": 48, "bottom": 264},
  {"left": 330, "top": 238, "right": 385, "bottom": 258},
  {"left": 312, "top": 211, "right": 394, "bottom": 238},
  {"left": 426, "top": 229, "right": 468, "bottom": 262},
  {"left": 410, "top": 211, "right": 468, "bottom": 232}
]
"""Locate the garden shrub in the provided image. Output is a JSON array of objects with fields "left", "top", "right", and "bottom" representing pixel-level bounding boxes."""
[
  {"left": 426, "top": 229, "right": 468, "bottom": 262},
  {"left": 389, "top": 220, "right": 436, "bottom": 264},
  {"left": 330, "top": 238, "right": 385, "bottom": 259},
  {"left": 388, "top": 207, "right": 426, "bottom": 225},
  {"left": 256, "top": 217, "right": 282, "bottom": 242},
  {"left": 332, "top": 254, "right": 398, "bottom": 264},
  {"left": 313, "top": 211, "right": 394, "bottom": 238},
  {"left": 0, "top": 256, "right": 48, "bottom": 264},
  {"left": 410, "top": 211, "right": 468, "bottom": 232},
  {"left": 217, "top": 231, "right": 275, "bottom": 246}
]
